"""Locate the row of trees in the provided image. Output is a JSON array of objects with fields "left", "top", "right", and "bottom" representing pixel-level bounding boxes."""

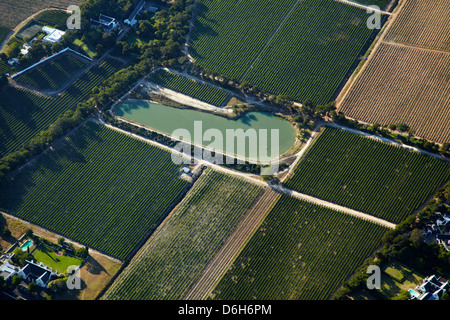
[
  {"left": 330, "top": 111, "right": 450, "bottom": 155},
  {"left": 0, "top": 0, "right": 194, "bottom": 185},
  {"left": 333, "top": 181, "right": 450, "bottom": 300}
]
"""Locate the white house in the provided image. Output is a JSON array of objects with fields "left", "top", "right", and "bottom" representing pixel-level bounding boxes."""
[
  {"left": 411, "top": 275, "right": 449, "bottom": 300},
  {"left": 42, "top": 26, "right": 66, "bottom": 44},
  {"left": 18, "top": 260, "right": 59, "bottom": 288},
  {"left": 0, "top": 263, "right": 20, "bottom": 281},
  {"left": 91, "top": 14, "right": 119, "bottom": 33}
]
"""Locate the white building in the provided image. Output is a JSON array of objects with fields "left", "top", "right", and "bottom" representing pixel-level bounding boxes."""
[
  {"left": 42, "top": 26, "right": 66, "bottom": 44},
  {"left": 18, "top": 260, "right": 59, "bottom": 288},
  {"left": 124, "top": 0, "right": 146, "bottom": 27},
  {"left": 0, "top": 263, "right": 20, "bottom": 281}
]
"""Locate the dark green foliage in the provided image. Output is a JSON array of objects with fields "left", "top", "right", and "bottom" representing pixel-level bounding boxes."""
[
  {"left": 0, "top": 58, "right": 122, "bottom": 158},
  {"left": 212, "top": 195, "right": 387, "bottom": 300},
  {"left": 0, "top": 122, "right": 189, "bottom": 260},
  {"left": 285, "top": 127, "right": 450, "bottom": 223},
  {"left": 14, "top": 53, "right": 88, "bottom": 91}
]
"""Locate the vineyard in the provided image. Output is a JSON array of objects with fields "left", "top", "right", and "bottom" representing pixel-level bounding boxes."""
[
  {"left": 191, "top": 0, "right": 375, "bottom": 104},
  {"left": 284, "top": 127, "right": 450, "bottom": 224},
  {"left": 0, "top": 122, "right": 189, "bottom": 260},
  {"left": 190, "top": 0, "right": 298, "bottom": 81},
  {"left": 339, "top": 43, "right": 450, "bottom": 143},
  {"left": 102, "top": 169, "right": 264, "bottom": 299},
  {"left": 355, "top": 0, "right": 391, "bottom": 9},
  {"left": 34, "top": 9, "right": 70, "bottom": 29},
  {"left": 0, "top": 58, "right": 122, "bottom": 157},
  {"left": 210, "top": 194, "right": 387, "bottom": 300},
  {"left": 241, "top": 0, "right": 374, "bottom": 104},
  {"left": 148, "top": 69, "right": 230, "bottom": 106},
  {"left": 384, "top": 0, "right": 450, "bottom": 52},
  {"left": 14, "top": 53, "right": 88, "bottom": 91}
]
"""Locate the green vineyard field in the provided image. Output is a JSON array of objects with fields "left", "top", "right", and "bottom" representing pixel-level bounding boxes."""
[
  {"left": 148, "top": 69, "right": 230, "bottom": 106},
  {"left": 14, "top": 53, "right": 88, "bottom": 91},
  {"left": 0, "top": 58, "right": 122, "bottom": 157},
  {"left": 0, "top": 121, "right": 189, "bottom": 260},
  {"left": 103, "top": 169, "right": 264, "bottom": 299},
  {"left": 211, "top": 194, "right": 387, "bottom": 300},
  {"left": 242, "top": 0, "right": 374, "bottom": 104},
  {"left": 190, "top": 0, "right": 298, "bottom": 80},
  {"left": 285, "top": 127, "right": 450, "bottom": 223},
  {"left": 191, "top": 0, "right": 374, "bottom": 104}
]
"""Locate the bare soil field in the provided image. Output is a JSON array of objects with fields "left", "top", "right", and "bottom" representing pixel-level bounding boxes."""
[
  {"left": 0, "top": 0, "right": 80, "bottom": 28},
  {"left": 339, "top": 42, "right": 450, "bottom": 143},
  {"left": 383, "top": 0, "right": 450, "bottom": 52}
]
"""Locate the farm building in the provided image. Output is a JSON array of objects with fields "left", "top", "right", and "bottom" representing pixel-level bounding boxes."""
[
  {"left": 124, "top": 0, "right": 146, "bottom": 27},
  {"left": 18, "top": 260, "right": 59, "bottom": 288},
  {"left": 42, "top": 26, "right": 66, "bottom": 44},
  {"left": 91, "top": 14, "right": 119, "bottom": 33},
  {"left": 7, "top": 58, "right": 18, "bottom": 66},
  {"left": 410, "top": 275, "right": 449, "bottom": 300},
  {"left": 0, "top": 263, "right": 20, "bottom": 281}
]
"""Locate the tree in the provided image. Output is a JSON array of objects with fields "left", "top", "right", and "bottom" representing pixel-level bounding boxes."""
[
  {"left": 28, "top": 282, "right": 37, "bottom": 294},
  {"left": 25, "top": 229, "right": 33, "bottom": 238},
  {"left": 58, "top": 237, "right": 65, "bottom": 246},
  {"left": 2, "top": 227, "right": 11, "bottom": 238},
  {"left": 75, "top": 246, "right": 89, "bottom": 259},
  {"left": 410, "top": 228, "right": 424, "bottom": 247},
  {"left": 5, "top": 42, "right": 20, "bottom": 58},
  {"left": 11, "top": 275, "right": 22, "bottom": 287},
  {"left": 396, "top": 123, "right": 410, "bottom": 132},
  {"left": 52, "top": 42, "right": 64, "bottom": 54}
]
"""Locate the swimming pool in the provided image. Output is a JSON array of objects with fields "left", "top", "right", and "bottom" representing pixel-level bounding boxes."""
[
  {"left": 20, "top": 240, "right": 33, "bottom": 251},
  {"left": 408, "top": 288, "right": 420, "bottom": 298}
]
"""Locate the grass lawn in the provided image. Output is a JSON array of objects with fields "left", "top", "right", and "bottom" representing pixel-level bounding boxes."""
[
  {"left": 124, "top": 32, "right": 148, "bottom": 48},
  {"left": 73, "top": 38, "right": 97, "bottom": 59},
  {"left": 379, "top": 262, "right": 423, "bottom": 298},
  {"left": 383, "top": 261, "right": 411, "bottom": 283},
  {"left": 32, "top": 245, "right": 81, "bottom": 274}
]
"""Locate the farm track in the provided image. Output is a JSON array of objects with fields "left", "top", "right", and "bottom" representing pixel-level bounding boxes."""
[
  {"left": 334, "top": 0, "right": 392, "bottom": 15},
  {"left": 99, "top": 117, "right": 398, "bottom": 230},
  {"left": 184, "top": 188, "right": 279, "bottom": 300}
]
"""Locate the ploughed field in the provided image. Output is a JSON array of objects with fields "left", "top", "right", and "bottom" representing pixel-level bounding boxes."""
[
  {"left": 211, "top": 194, "right": 387, "bottom": 300},
  {"left": 0, "top": 58, "right": 122, "bottom": 157},
  {"left": 285, "top": 127, "right": 450, "bottom": 224},
  {"left": 190, "top": 0, "right": 376, "bottom": 104},
  {"left": 102, "top": 169, "right": 264, "bottom": 299},
  {"left": 383, "top": 0, "right": 450, "bottom": 52},
  {"left": 0, "top": 122, "right": 189, "bottom": 260},
  {"left": 0, "top": 0, "right": 80, "bottom": 29},
  {"left": 339, "top": 43, "right": 450, "bottom": 143}
]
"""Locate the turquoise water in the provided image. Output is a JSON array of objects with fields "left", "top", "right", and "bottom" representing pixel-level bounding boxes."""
[
  {"left": 115, "top": 100, "right": 296, "bottom": 161},
  {"left": 20, "top": 240, "right": 33, "bottom": 251},
  {"left": 408, "top": 289, "right": 420, "bottom": 298}
]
